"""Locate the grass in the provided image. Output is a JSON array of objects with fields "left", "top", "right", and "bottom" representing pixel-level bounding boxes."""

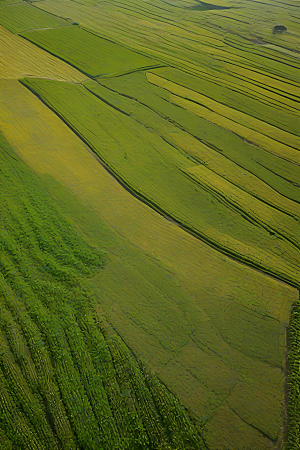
[
  {"left": 1, "top": 0, "right": 300, "bottom": 446},
  {"left": 0, "top": 3, "right": 70, "bottom": 33},
  {"left": 0, "top": 132, "right": 206, "bottom": 449},
  {"left": 20, "top": 76, "right": 300, "bottom": 288},
  {"left": 0, "top": 77, "right": 297, "bottom": 450},
  {"left": 20, "top": 25, "right": 162, "bottom": 78},
  {"left": 146, "top": 72, "right": 300, "bottom": 165},
  {"left": 147, "top": 66, "right": 300, "bottom": 137},
  {"left": 97, "top": 72, "right": 300, "bottom": 204}
]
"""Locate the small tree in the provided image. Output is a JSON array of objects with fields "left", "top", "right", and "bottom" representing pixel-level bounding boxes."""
[{"left": 273, "top": 24, "right": 287, "bottom": 34}]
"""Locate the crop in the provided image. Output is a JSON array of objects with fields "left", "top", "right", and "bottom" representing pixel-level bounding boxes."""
[
  {"left": 21, "top": 76, "right": 300, "bottom": 288},
  {"left": 21, "top": 25, "right": 162, "bottom": 78},
  {"left": 0, "top": 3, "right": 69, "bottom": 33},
  {"left": 0, "top": 25, "right": 85, "bottom": 81},
  {"left": 0, "top": 133, "right": 206, "bottom": 449},
  {"left": 0, "top": 0, "right": 299, "bottom": 446}
]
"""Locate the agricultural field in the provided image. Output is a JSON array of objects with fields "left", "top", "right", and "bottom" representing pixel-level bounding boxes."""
[
  {"left": 0, "top": 0, "right": 299, "bottom": 449},
  {"left": 21, "top": 26, "right": 163, "bottom": 77},
  {"left": 0, "top": 2, "right": 70, "bottom": 33}
]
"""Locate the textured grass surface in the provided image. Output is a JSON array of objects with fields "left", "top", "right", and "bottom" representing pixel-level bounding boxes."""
[
  {"left": 1, "top": 0, "right": 300, "bottom": 447},
  {"left": 0, "top": 78, "right": 298, "bottom": 450},
  {"left": 98, "top": 72, "right": 300, "bottom": 204},
  {"left": 21, "top": 25, "right": 162, "bottom": 77},
  {"left": 20, "top": 77, "right": 300, "bottom": 288},
  {"left": 149, "top": 66, "right": 300, "bottom": 138},
  {"left": 0, "top": 25, "right": 85, "bottom": 81},
  {"left": 0, "top": 132, "right": 205, "bottom": 450},
  {"left": 146, "top": 72, "right": 300, "bottom": 165},
  {"left": 0, "top": 2, "right": 70, "bottom": 33}
]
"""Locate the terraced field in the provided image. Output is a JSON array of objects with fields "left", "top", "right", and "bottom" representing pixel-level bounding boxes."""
[{"left": 0, "top": 0, "right": 299, "bottom": 449}]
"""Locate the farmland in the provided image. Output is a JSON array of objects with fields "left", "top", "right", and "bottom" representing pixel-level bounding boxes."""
[
  {"left": 0, "top": 0, "right": 299, "bottom": 448},
  {"left": 0, "top": 132, "right": 206, "bottom": 449},
  {"left": 21, "top": 26, "right": 162, "bottom": 77},
  {"left": 0, "top": 3, "right": 70, "bottom": 33}
]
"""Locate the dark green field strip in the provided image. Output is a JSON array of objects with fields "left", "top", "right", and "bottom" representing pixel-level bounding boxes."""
[
  {"left": 0, "top": 134, "right": 205, "bottom": 450},
  {"left": 20, "top": 77, "right": 300, "bottom": 288},
  {"left": 288, "top": 300, "right": 300, "bottom": 449},
  {"left": 83, "top": 79, "right": 300, "bottom": 245},
  {"left": 97, "top": 72, "right": 300, "bottom": 202},
  {"left": 148, "top": 66, "right": 300, "bottom": 138},
  {"left": 20, "top": 25, "right": 162, "bottom": 78},
  {"left": 223, "top": 33, "right": 300, "bottom": 75},
  {"left": 55, "top": 0, "right": 300, "bottom": 87},
  {"left": 30, "top": 0, "right": 300, "bottom": 101},
  {"left": 0, "top": 3, "right": 70, "bottom": 33}
]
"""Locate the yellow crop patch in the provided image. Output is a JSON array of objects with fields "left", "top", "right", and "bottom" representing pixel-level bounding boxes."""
[
  {"left": 186, "top": 164, "right": 300, "bottom": 248},
  {"left": 164, "top": 131, "right": 300, "bottom": 219},
  {"left": 147, "top": 72, "right": 300, "bottom": 164},
  {"left": 147, "top": 71, "right": 300, "bottom": 151},
  {"left": 0, "top": 25, "right": 86, "bottom": 81}
]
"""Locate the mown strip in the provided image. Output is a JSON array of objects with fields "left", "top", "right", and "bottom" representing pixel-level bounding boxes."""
[
  {"left": 146, "top": 71, "right": 300, "bottom": 156},
  {"left": 98, "top": 72, "right": 300, "bottom": 204},
  {"left": 84, "top": 76, "right": 300, "bottom": 220}
]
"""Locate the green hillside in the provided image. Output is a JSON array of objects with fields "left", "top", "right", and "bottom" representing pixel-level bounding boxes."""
[{"left": 0, "top": 0, "right": 299, "bottom": 448}]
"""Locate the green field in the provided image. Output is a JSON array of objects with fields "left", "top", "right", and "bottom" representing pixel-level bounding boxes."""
[
  {"left": 0, "top": 0, "right": 299, "bottom": 448},
  {"left": 0, "top": 133, "right": 206, "bottom": 449},
  {"left": 21, "top": 76, "right": 300, "bottom": 288},
  {"left": 0, "top": 3, "right": 70, "bottom": 33},
  {"left": 21, "top": 26, "right": 162, "bottom": 77}
]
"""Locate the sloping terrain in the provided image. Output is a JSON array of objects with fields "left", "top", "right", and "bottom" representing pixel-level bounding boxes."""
[
  {"left": 0, "top": 132, "right": 205, "bottom": 450},
  {"left": 0, "top": 0, "right": 299, "bottom": 448}
]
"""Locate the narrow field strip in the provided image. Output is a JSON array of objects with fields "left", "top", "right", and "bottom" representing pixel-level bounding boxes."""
[
  {"left": 31, "top": 0, "right": 300, "bottom": 108},
  {"left": 20, "top": 25, "right": 162, "bottom": 78},
  {"left": 0, "top": 2, "right": 70, "bottom": 33},
  {"left": 0, "top": 25, "right": 86, "bottom": 81},
  {"left": 82, "top": 77, "right": 300, "bottom": 222},
  {"left": 185, "top": 164, "right": 300, "bottom": 250},
  {"left": 146, "top": 71, "right": 300, "bottom": 152},
  {"left": 148, "top": 76, "right": 300, "bottom": 165},
  {"left": 98, "top": 72, "right": 300, "bottom": 204},
  {"left": 149, "top": 66, "right": 300, "bottom": 138}
]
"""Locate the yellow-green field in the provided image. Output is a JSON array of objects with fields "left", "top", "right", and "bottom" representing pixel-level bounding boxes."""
[{"left": 0, "top": 0, "right": 299, "bottom": 448}]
